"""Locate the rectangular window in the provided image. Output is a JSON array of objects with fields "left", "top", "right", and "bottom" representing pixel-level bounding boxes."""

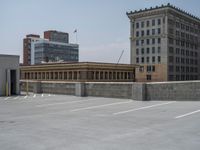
[
  {"left": 158, "top": 28, "right": 161, "bottom": 34},
  {"left": 146, "top": 20, "right": 150, "bottom": 27},
  {"left": 169, "top": 66, "right": 174, "bottom": 72},
  {"left": 147, "top": 30, "right": 150, "bottom": 35},
  {"left": 141, "top": 21, "right": 144, "bottom": 28},
  {"left": 152, "top": 47, "right": 155, "bottom": 54},
  {"left": 169, "top": 56, "right": 174, "bottom": 63},
  {"left": 146, "top": 48, "right": 150, "bottom": 54},
  {"left": 136, "top": 40, "right": 139, "bottom": 46},
  {"left": 158, "top": 56, "right": 161, "bottom": 63},
  {"left": 141, "top": 48, "right": 144, "bottom": 54},
  {"left": 152, "top": 56, "right": 155, "bottom": 63},
  {"left": 147, "top": 75, "right": 151, "bottom": 81},
  {"left": 147, "top": 66, "right": 151, "bottom": 72},
  {"left": 136, "top": 48, "right": 139, "bottom": 55},
  {"left": 146, "top": 57, "right": 149, "bottom": 63},
  {"left": 152, "top": 29, "right": 155, "bottom": 35},
  {"left": 136, "top": 31, "right": 139, "bottom": 37},
  {"left": 141, "top": 57, "right": 144, "bottom": 63},
  {"left": 157, "top": 19, "right": 161, "bottom": 25},
  {"left": 158, "top": 38, "right": 161, "bottom": 44},
  {"left": 152, "top": 38, "right": 155, "bottom": 44},
  {"left": 136, "top": 22, "right": 139, "bottom": 28},
  {"left": 158, "top": 47, "right": 161, "bottom": 53},
  {"left": 169, "top": 47, "right": 174, "bottom": 53},
  {"left": 152, "top": 19, "right": 155, "bottom": 26},
  {"left": 146, "top": 39, "right": 150, "bottom": 45},
  {"left": 152, "top": 66, "right": 155, "bottom": 72},
  {"left": 141, "top": 30, "right": 144, "bottom": 36},
  {"left": 136, "top": 57, "right": 139, "bottom": 63}
]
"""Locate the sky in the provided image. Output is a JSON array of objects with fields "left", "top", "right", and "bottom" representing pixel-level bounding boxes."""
[{"left": 0, "top": 0, "right": 200, "bottom": 63}]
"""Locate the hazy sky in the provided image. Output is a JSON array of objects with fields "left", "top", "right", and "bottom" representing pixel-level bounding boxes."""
[{"left": 0, "top": 0, "right": 200, "bottom": 63}]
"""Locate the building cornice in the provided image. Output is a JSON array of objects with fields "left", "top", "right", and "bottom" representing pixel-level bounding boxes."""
[{"left": 127, "top": 3, "right": 200, "bottom": 23}]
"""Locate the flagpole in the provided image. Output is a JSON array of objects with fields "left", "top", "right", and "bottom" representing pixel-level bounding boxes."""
[{"left": 76, "top": 31, "right": 78, "bottom": 44}]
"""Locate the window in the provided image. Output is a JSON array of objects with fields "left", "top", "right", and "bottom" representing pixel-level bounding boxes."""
[
  {"left": 146, "top": 20, "right": 150, "bottom": 27},
  {"left": 169, "top": 47, "right": 174, "bottom": 53},
  {"left": 158, "top": 19, "right": 161, "bottom": 25},
  {"left": 158, "top": 28, "right": 161, "bottom": 34},
  {"left": 176, "top": 57, "right": 180, "bottom": 63},
  {"left": 169, "top": 66, "right": 174, "bottom": 72},
  {"left": 169, "top": 38, "right": 173, "bottom": 44},
  {"left": 146, "top": 57, "right": 149, "bottom": 63},
  {"left": 158, "top": 38, "right": 161, "bottom": 44},
  {"left": 176, "top": 48, "right": 180, "bottom": 54},
  {"left": 152, "top": 66, "right": 155, "bottom": 72},
  {"left": 141, "top": 30, "right": 144, "bottom": 36},
  {"left": 147, "top": 66, "right": 151, "bottom": 72},
  {"left": 176, "top": 22, "right": 180, "bottom": 28},
  {"left": 136, "top": 48, "right": 139, "bottom": 55},
  {"left": 141, "top": 48, "right": 144, "bottom": 54},
  {"left": 152, "top": 38, "right": 155, "bottom": 44},
  {"left": 152, "top": 19, "right": 155, "bottom": 26},
  {"left": 136, "top": 22, "right": 139, "bottom": 28},
  {"left": 147, "top": 30, "right": 150, "bottom": 35},
  {"left": 136, "top": 31, "right": 139, "bottom": 37},
  {"left": 176, "top": 31, "right": 180, "bottom": 37},
  {"left": 136, "top": 40, "right": 139, "bottom": 46},
  {"left": 176, "top": 40, "right": 180, "bottom": 46},
  {"left": 152, "top": 29, "right": 155, "bottom": 35},
  {"left": 136, "top": 57, "right": 139, "bottom": 63},
  {"left": 152, "top": 47, "right": 155, "bottom": 54},
  {"left": 158, "top": 47, "right": 161, "bottom": 53},
  {"left": 158, "top": 56, "right": 161, "bottom": 63},
  {"left": 169, "top": 56, "right": 174, "bottom": 63},
  {"left": 152, "top": 56, "right": 155, "bottom": 63},
  {"left": 176, "top": 66, "right": 180, "bottom": 72},
  {"left": 147, "top": 75, "right": 151, "bottom": 81},
  {"left": 141, "top": 57, "right": 144, "bottom": 63},
  {"left": 141, "top": 22, "right": 144, "bottom": 28},
  {"left": 141, "top": 40, "right": 144, "bottom": 45},
  {"left": 146, "top": 39, "right": 150, "bottom": 45},
  {"left": 146, "top": 48, "right": 150, "bottom": 54}
]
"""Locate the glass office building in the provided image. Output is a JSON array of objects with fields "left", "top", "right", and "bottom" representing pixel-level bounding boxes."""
[{"left": 33, "top": 40, "right": 79, "bottom": 64}]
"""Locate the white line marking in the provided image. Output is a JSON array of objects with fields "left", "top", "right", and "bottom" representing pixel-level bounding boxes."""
[
  {"left": 4, "top": 97, "right": 11, "bottom": 100},
  {"left": 175, "top": 109, "right": 200, "bottom": 119},
  {"left": 36, "top": 99, "right": 101, "bottom": 108},
  {"left": 24, "top": 95, "right": 28, "bottom": 99},
  {"left": 113, "top": 101, "right": 176, "bottom": 115},
  {"left": 14, "top": 96, "right": 19, "bottom": 99},
  {"left": 48, "top": 94, "right": 51, "bottom": 96},
  {"left": 70, "top": 101, "right": 133, "bottom": 112},
  {"left": 33, "top": 94, "right": 36, "bottom": 98},
  {"left": 41, "top": 94, "right": 44, "bottom": 97}
]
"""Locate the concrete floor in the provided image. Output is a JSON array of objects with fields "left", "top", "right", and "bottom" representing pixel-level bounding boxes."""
[{"left": 0, "top": 94, "right": 200, "bottom": 150}]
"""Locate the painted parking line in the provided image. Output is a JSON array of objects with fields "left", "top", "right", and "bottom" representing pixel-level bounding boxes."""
[
  {"left": 36, "top": 98, "right": 102, "bottom": 108},
  {"left": 4, "top": 97, "right": 11, "bottom": 100},
  {"left": 175, "top": 109, "right": 200, "bottom": 119},
  {"left": 113, "top": 101, "right": 176, "bottom": 115},
  {"left": 41, "top": 94, "right": 44, "bottom": 97},
  {"left": 33, "top": 94, "right": 36, "bottom": 98},
  {"left": 70, "top": 100, "right": 133, "bottom": 112},
  {"left": 24, "top": 95, "right": 28, "bottom": 99},
  {"left": 14, "top": 96, "right": 20, "bottom": 99}
]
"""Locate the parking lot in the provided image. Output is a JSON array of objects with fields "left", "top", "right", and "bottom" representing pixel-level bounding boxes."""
[{"left": 0, "top": 94, "right": 200, "bottom": 150}]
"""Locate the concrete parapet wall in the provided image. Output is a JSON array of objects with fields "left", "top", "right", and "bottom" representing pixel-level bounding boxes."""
[
  {"left": 85, "top": 82, "right": 133, "bottom": 99},
  {"left": 146, "top": 81, "right": 200, "bottom": 100},
  {"left": 20, "top": 80, "right": 200, "bottom": 101}
]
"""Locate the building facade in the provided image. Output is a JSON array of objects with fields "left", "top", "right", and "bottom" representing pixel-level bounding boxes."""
[
  {"left": 23, "top": 30, "right": 78, "bottom": 65},
  {"left": 127, "top": 3, "right": 200, "bottom": 82},
  {"left": 44, "top": 30, "right": 69, "bottom": 43},
  {"left": 0, "top": 55, "right": 20, "bottom": 96},
  {"left": 20, "top": 62, "right": 136, "bottom": 82}
]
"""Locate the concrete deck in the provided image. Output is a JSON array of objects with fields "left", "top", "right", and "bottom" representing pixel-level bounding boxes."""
[{"left": 0, "top": 94, "right": 200, "bottom": 150}]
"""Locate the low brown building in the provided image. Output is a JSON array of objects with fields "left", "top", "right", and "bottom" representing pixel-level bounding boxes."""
[{"left": 20, "top": 62, "right": 136, "bottom": 82}]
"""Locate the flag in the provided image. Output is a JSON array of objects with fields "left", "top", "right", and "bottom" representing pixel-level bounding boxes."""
[{"left": 73, "top": 29, "right": 77, "bottom": 33}]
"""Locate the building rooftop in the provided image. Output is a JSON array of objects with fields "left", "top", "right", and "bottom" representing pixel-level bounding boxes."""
[{"left": 126, "top": 3, "right": 200, "bottom": 22}]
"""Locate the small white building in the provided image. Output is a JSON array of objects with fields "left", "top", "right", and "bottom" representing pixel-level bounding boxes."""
[{"left": 0, "top": 54, "right": 20, "bottom": 96}]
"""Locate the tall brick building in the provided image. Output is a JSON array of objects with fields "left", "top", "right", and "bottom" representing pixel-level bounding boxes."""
[{"left": 127, "top": 3, "right": 200, "bottom": 82}]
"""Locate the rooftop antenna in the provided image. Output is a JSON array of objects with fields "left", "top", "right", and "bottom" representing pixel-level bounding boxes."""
[{"left": 117, "top": 50, "right": 124, "bottom": 64}]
